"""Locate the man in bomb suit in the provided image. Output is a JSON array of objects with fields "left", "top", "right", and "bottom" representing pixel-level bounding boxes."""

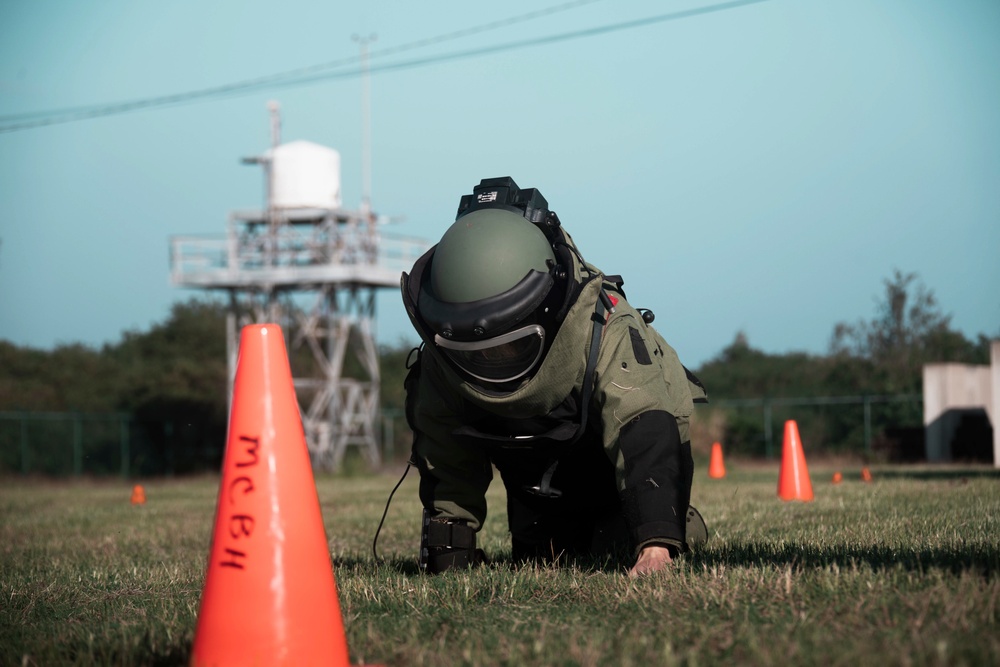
[{"left": 401, "top": 177, "right": 708, "bottom": 576}]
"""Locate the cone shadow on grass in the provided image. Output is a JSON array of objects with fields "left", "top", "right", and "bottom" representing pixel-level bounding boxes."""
[
  {"left": 688, "top": 540, "right": 999, "bottom": 577},
  {"left": 866, "top": 468, "right": 1000, "bottom": 482},
  {"left": 360, "top": 539, "right": 702, "bottom": 576}
]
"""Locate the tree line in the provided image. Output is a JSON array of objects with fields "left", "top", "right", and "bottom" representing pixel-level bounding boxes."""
[
  {"left": 695, "top": 271, "right": 992, "bottom": 459},
  {"left": 0, "top": 271, "right": 993, "bottom": 474}
]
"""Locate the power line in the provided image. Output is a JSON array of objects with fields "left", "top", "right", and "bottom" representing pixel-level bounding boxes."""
[
  {"left": 0, "top": 0, "right": 767, "bottom": 134},
  {"left": 286, "top": 0, "right": 771, "bottom": 87},
  {"left": 0, "top": 0, "right": 606, "bottom": 127}
]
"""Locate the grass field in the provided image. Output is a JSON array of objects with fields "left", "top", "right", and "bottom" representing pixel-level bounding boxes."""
[{"left": 2, "top": 461, "right": 998, "bottom": 666}]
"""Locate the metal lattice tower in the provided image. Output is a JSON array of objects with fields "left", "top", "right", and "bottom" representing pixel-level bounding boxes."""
[{"left": 169, "top": 103, "right": 428, "bottom": 470}]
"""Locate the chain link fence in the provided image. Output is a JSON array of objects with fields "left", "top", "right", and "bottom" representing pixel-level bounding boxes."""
[
  {"left": 3, "top": 395, "right": 939, "bottom": 476},
  {"left": 0, "top": 410, "right": 414, "bottom": 477},
  {"left": 703, "top": 394, "right": 926, "bottom": 461},
  {"left": 0, "top": 412, "right": 133, "bottom": 477}
]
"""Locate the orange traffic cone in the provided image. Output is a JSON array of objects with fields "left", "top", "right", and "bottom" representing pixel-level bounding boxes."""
[
  {"left": 708, "top": 442, "right": 726, "bottom": 479},
  {"left": 832, "top": 472, "right": 843, "bottom": 485},
  {"left": 861, "top": 467, "right": 873, "bottom": 483},
  {"left": 130, "top": 484, "right": 146, "bottom": 505},
  {"left": 777, "top": 420, "right": 814, "bottom": 502},
  {"left": 190, "top": 324, "right": 351, "bottom": 667}
]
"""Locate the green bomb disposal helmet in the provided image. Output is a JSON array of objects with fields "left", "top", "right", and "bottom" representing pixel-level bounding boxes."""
[{"left": 418, "top": 205, "right": 560, "bottom": 384}]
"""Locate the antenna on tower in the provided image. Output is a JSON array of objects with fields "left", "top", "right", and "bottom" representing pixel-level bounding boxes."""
[
  {"left": 268, "top": 100, "right": 282, "bottom": 149},
  {"left": 352, "top": 33, "right": 376, "bottom": 217},
  {"left": 265, "top": 101, "right": 281, "bottom": 222}
]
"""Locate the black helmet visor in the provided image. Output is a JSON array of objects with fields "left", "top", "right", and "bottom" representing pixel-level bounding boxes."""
[{"left": 434, "top": 325, "right": 545, "bottom": 384}]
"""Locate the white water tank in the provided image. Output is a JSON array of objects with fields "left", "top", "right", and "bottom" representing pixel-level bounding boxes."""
[{"left": 269, "top": 140, "right": 342, "bottom": 209}]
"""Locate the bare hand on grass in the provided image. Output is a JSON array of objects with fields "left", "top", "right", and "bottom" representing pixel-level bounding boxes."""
[{"left": 629, "top": 545, "right": 673, "bottom": 577}]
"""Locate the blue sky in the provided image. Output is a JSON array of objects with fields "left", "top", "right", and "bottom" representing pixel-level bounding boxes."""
[{"left": 1, "top": 0, "right": 997, "bottom": 369}]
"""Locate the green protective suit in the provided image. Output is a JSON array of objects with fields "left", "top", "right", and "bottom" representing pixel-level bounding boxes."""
[{"left": 401, "top": 229, "right": 707, "bottom": 560}]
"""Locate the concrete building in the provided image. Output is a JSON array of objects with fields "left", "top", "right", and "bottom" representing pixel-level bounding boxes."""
[{"left": 923, "top": 340, "right": 1000, "bottom": 466}]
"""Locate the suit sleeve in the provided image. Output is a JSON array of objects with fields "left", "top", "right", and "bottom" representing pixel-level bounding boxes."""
[
  {"left": 407, "top": 351, "right": 493, "bottom": 531},
  {"left": 593, "top": 312, "right": 695, "bottom": 553}
]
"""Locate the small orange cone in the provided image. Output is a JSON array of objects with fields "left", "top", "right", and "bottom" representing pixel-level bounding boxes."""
[
  {"left": 832, "top": 472, "right": 843, "bottom": 484},
  {"left": 777, "top": 420, "right": 814, "bottom": 502},
  {"left": 708, "top": 442, "right": 726, "bottom": 479},
  {"left": 190, "top": 324, "right": 352, "bottom": 667},
  {"left": 130, "top": 484, "right": 146, "bottom": 505},
  {"left": 861, "top": 467, "right": 873, "bottom": 483}
]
